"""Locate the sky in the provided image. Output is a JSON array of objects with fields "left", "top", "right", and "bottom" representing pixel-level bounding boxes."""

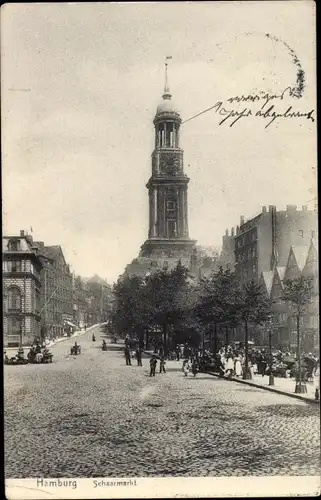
[{"left": 2, "top": 2, "right": 317, "bottom": 284}]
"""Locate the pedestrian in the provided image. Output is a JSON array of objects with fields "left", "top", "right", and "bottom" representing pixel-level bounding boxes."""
[
  {"left": 175, "top": 345, "right": 180, "bottom": 361},
  {"left": 191, "top": 359, "right": 198, "bottom": 377},
  {"left": 149, "top": 356, "right": 157, "bottom": 377},
  {"left": 261, "top": 352, "right": 267, "bottom": 377},
  {"left": 160, "top": 357, "right": 166, "bottom": 374},
  {"left": 125, "top": 346, "right": 131, "bottom": 366},
  {"left": 136, "top": 347, "right": 142, "bottom": 367},
  {"left": 225, "top": 353, "right": 235, "bottom": 378},
  {"left": 182, "top": 359, "right": 190, "bottom": 377},
  {"left": 234, "top": 353, "right": 243, "bottom": 377}
]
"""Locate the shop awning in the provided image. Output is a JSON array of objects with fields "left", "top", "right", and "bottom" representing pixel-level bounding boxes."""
[{"left": 64, "top": 321, "right": 77, "bottom": 327}]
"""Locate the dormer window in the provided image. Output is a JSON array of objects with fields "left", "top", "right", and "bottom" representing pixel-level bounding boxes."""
[
  {"left": 299, "top": 230, "right": 304, "bottom": 238},
  {"left": 8, "top": 239, "right": 20, "bottom": 251}
]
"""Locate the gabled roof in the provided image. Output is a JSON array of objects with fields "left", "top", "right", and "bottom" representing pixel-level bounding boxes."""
[
  {"left": 291, "top": 245, "right": 310, "bottom": 271},
  {"left": 261, "top": 270, "right": 274, "bottom": 296},
  {"left": 41, "top": 245, "right": 66, "bottom": 264},
  {"left": 276, "top": 266, "right": 286, "bottom": 282}
]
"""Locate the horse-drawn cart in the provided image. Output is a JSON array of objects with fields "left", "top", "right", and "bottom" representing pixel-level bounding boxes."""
[{"left": 70, "top": 345, "right": 81, "bottom": 355}]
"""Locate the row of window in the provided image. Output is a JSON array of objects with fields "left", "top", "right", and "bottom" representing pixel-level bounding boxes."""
[
  {"left": 236, "top": 246, "right": 257, "bottom": 262},
  {"left": 3, "top": 260, "right": 40, "bottom": 277},
  {"left": 236, "top": 230, "right": 257, "bottom": 248},
  {"left": 4, "top": 286, "right": 41, "bottom": 312},
  {"left": 240, "top": 264, "right": 257, "bottom": 278},
  {"left": 299, "top": 230, "right": 315, "bottom": 238}
]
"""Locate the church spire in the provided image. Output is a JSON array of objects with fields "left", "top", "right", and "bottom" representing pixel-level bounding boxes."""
[{"left": 162, "top": 57, "right": 172, "bottom": 100}]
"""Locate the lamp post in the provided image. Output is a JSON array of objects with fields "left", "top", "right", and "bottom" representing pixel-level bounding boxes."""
[{"left": 268, "top": 316, "right": 274, "bottom": 386}]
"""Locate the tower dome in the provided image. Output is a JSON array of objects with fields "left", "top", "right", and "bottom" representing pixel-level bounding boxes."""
[
  {"left": 155, "top": 62, "right": 180, "bottom": 119},
  {"left": 156, "top": 95, "right": 180, "bottom": 116}
]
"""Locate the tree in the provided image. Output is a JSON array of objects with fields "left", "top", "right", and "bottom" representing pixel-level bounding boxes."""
[
  {"left": 112, "top": 275, "right": 150, "bottom": 341},
  {"left": 196, "top": 267, "right": 239, "bottom": 353},
  {"left": 236, "top": 280, "right": 271, "bottom": 379},
  {"left": 283, "top": 276, "right": 315, "bottom": 393},
  {"left": 145, "top": 261, "right": 193, "bottom": 355}
]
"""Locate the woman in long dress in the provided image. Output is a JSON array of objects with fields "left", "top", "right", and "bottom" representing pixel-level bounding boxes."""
[
  {"left": 226, "top": 354, "right": 234, "bottom": 377},
  {"left": 182, "top": 359, "right": 190, "bottom": 377},
  {"left": 234, "top": 355, "right": 243, "bottom": 377}
]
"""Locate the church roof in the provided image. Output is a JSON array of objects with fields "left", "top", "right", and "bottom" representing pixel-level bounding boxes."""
[
  {"left": 276, "top": 266, "right": 286, "bottom": 282},
  {"left": 261, "top": 270, "right": 274, "bottom": 296},
  {"left": 291, "top": 245, "right": 310, "bottom": 271}
]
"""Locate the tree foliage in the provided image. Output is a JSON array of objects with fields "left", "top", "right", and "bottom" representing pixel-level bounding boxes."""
[{"left": 283, "top": 276, "right": 315, "bottom": 314}]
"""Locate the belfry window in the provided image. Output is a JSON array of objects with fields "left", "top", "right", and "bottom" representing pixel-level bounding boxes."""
[{"left": 167, "top": 201, "right": 176, "bottom": 210}]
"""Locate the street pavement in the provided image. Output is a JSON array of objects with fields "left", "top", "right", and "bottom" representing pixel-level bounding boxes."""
[{"left": 4, "top": 325, "right": 320, "bottom": 478}]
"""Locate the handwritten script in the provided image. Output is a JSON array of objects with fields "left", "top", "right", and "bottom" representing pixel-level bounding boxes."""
[{"left": 212, "top": 87, "right": 315, "bottom": 129}]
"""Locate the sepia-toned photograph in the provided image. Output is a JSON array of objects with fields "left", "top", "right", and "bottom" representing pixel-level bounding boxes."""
[{"left": 2, "top": 1, "right": 319, "bottom": 498}]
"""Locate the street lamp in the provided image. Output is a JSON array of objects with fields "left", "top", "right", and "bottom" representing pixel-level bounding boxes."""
[{"left": 268, "top": 316, "right": 274, "bottom": 386}]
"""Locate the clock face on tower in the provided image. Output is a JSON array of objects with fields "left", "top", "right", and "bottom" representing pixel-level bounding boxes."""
[{"left": 160, "top": 153, "right": 180, "bottom": 174}]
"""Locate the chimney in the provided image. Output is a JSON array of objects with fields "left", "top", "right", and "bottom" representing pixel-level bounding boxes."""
[
  {"left": 240, "top": 215, "right": 244, "bottom": 225},
  {"left": 20, "top": 230, "right": 25, "bottom": 237},
  {"left": 236, "top": 225, "right": 240, "bottom": 235},
  {"left": 225, "top": 229, "right": 229, "bottom": 236},
  {"left": 302, "top": 205, "right": 307, "bottom": 212},
  {"left": 268, "top": 205, "right": 275, "bottom": 212},
  {"left": 262, "top": 206, "right": 267, "bottom": 214},
  {"left": 231, "top": 227, "right": 235, "bottom": 236}
]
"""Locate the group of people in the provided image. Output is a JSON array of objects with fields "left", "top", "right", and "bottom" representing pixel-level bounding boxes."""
[
  {"left": 27, "top": 342, "right": 51, "bottom": 362},
  {"left": 149, "top": 355, "right": 166, "bottom": 376}
]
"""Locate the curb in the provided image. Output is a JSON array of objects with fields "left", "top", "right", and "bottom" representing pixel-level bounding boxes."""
[
  {"left": 208, "top": 371, "right": 320, "bottom": 406},
  {"left": 51, "top": 324, "right": 100, "bottom": 347}
]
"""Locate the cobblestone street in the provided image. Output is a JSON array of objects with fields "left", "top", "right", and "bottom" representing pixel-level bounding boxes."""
[{"left": 4, "top": 326, "right": 320, "bottom": 478}]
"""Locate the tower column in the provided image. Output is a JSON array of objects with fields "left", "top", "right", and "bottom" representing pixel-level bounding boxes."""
[
  {"left": 152, "top": 188, "right": 157, "bottom": 236},
  {"left": 183, "top": 187, "right": 188, "bottom": 237}
]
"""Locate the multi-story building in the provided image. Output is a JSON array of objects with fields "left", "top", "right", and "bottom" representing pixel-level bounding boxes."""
[
  {"left": 259, "top": 238, "right": 318, "bottom": 352},
  {"left": 34, "top": 242, "right": 73, "bottom": 339},
  {"left": 3, "top": 230, "right": 43, "bottom": 347},
  {"left": 235, "top": 205, "right": 317, "bottom": 284},
  {"left": 217, "top": 228, "right": 236, "bottom": 271}
]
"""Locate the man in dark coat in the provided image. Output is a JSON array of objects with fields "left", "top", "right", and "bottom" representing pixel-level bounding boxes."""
[
  {"left": 149, "top": 356, "right": 157, "bottom": 377},
  {"left": 125, "top": 346, "right": 131, "bottom": 366},
  {"left": 136, "top": 347, "right": 142, "bottom": 367}
]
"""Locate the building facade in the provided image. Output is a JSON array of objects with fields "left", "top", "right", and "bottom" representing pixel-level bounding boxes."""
[
  {"left": 124, "top": 65, "right": 196, "bottom": 278},
  {"left": 235, "top": 205, "right": 317, "bottom": 284},
  {"left": 3, "top": 230, "right": 43, "bottom": 347},
  {"left": 218, "top": 228, "right": 236, "bottom": 270},
  {"left": 34, "top": 243, "right": 73, "bottom": 339},
  {"left": 259, "top": 238, "right": 318, "bottom": 352}
]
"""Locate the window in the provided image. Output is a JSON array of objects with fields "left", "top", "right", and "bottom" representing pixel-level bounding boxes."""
[
  {"left": 7, "top": 317, "right": 21, "bottom": 347},
  {"left": 311, "top": 230, "right": 315, "bottom": 238},
  {"left": 7, "top": 287, "right": 22, "bottom": 311},
  {"left": 12, "top": 260, "right": 22, "bottom": 272},
  {"left": 4, "top": 261, "right": 22, "bottom": 272},
  {"left": 252, "top": 247, "right": 257, "bottom": 258},
  {"left": 299, "top": 230, "right": 304, "bottom": 238},
  {"left": 167, "top": 200, "right": 176, "bottom": 210},
  {"left": 167, "top": 220, "right": 177, "bottom": 238},
  {"left": 8, "top": 239, "right": 20, "bottom": 251},
  {"left": 252, "top": 263, "right": 257, "bottom": 275}
]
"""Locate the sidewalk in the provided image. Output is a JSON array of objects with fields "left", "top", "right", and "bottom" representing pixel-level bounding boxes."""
[
  {"left": 210, "top": 372, "right": 320, "bottom": 405},
  {"left": 5, "top": 324, "right": 100, "bottom": 352}
]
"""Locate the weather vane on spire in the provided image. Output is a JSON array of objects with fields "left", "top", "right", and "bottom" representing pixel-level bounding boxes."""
[{"left": 163, "top": 56, "right": 172, "bottom": 100}]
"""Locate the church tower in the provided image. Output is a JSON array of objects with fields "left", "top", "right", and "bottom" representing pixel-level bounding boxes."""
[{"left": 140, "top": 63, "right": 196, "bottom": 264}]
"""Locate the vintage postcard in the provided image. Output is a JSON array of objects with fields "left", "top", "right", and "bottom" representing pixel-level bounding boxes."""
[{"left": 2, "top": 1, "right": 319, "bottom": 499}]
